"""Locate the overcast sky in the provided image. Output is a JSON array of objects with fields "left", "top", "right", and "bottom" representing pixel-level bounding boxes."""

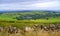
[{"left": 0, "top": 0, "right": 59, "bottom": 11}]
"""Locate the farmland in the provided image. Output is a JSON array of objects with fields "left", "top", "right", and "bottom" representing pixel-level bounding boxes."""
[
  {"left": 0, "top": 11, "right": 60, "bottom": 26},
  {"left": 0, "top": 11, "right": 60, "bottom": 36}
]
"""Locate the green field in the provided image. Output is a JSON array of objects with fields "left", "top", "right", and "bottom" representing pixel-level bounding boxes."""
[
  {"left": 0, "top": 11, "right": 60, "bottom": 36},
  {"left": 0, "top": 11, "right": 60, "bottom": 27}
]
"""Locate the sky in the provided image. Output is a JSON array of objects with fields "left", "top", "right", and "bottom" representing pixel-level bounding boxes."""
[{"left": 0, "top": 0, "right": 60, "bottom": 11}]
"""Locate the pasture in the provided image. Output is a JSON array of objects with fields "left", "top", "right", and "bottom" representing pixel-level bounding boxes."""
[{"left": 0, "top": 11, "right": 60, "bottom": 36}]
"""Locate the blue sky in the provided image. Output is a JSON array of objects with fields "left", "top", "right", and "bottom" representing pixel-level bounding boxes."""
[{"left": 0, "top": 0, "right": 60, "bottom": 11}]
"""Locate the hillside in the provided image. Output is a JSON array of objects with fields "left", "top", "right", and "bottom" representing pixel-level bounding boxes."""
[
  {"left": 0, "top": 11, "right": 60, "bottom": 20},
  {"left": 0, "top": 11, "right": 60, "bottom": 27}
]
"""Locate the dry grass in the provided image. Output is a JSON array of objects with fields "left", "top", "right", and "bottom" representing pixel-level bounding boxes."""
[{"left": 0, "top": 29, "right": 60, "bottom": 36}]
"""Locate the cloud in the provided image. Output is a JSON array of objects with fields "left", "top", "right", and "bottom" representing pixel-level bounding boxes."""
[
  {"left": 29, "top": 1, "right": 59, "bottom": 10},
  {"left": 0, "top": 0, "right": 58, "bottom": 4},
  {"left": 0, "top": 1, "right": 59, "bottom": 11}
]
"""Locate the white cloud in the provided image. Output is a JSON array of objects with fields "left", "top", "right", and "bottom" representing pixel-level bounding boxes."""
[
  {"left": 29, "top": 1, "right": 59, "bottom": 10},
  {"left": 0, "top": 1, "right": 59, "bottom": 11}
]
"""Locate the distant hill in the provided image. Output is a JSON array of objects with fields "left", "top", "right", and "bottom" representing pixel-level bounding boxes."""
[
  {"left": 0, "top": 10, "right": 60, "bottom": 13},
  {"left": 0, "top": 11, "right": 60, "bottom": 21}
]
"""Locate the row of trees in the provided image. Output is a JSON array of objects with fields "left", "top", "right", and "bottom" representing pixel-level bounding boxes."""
[{"left": 16, "top": 12, "right": 60, "bottom": 20}]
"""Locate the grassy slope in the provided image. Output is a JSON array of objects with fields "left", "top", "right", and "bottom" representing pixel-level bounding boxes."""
[
  {"left": 0, "top": 12, "right": 60, "bottom": 27},
  {"left": 0, "top": 12, "right": 60, "bottom": 21}
]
